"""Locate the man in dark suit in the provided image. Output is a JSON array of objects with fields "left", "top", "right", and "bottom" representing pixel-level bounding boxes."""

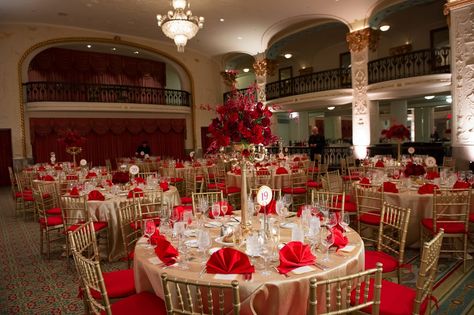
[
  {"left": 135, "top": 141, "right": 151, "bottom": 156},
  {"left": 308, "top": 126, "right": 325, "bottom": 161}
]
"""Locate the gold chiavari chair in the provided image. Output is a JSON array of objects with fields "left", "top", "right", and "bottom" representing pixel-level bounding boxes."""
[
  {"left": 442, "top": 156, "right": 455, "bottom": 170},
  {"left": 282, "top": 171, "right": 308, "bottom": 211},
  {"left": 161, "top": 273, "right": 241, "bottom": 315},
  {"left": 346, "top": 155, "right": 357, "bottom": 168},
  {"left": 133, "top": 189, "right": 164, "bottom": 233},
  {"left": 307, "top": 263, "right": 383, "bottom": 315},
  {"left": 137, "top": 171, "right": 158, "bottom": 180},
  {"left": 311, "top": 189, "right": 346, "bottom": 213},
  {"left": 363, "top": 230, "right": 444, "bottom": 315},
  {"left": 354, "top": 183, "right": 384, "bottom": 245},
  {"left": 209, "top": 164, "right": 240, "bottom": 208},
  {"left": 249, "top": 169, "right": 272, "bottom": 189},
  {"left": 117, "top": 202, "right": 142, "bottom": 268},
  {"left": 36, "top": 183, "right": 64, "bottom": 259},
  {"left": 181, "top": 167, "right": 203, "bottom": 205},
  {"left": 15, "top": 171, "right": 37, "bottom": 219},
  {"left": 70, "top": 232, "right": 166, "bottom": 315},
  {"left": 191, "top": 191, "right": 224, "bottom": 215},
  {"left": 365, "top": 202, "right": 411, "bottom": 284},
  {"left": 321, "top": 170, "right": 358, "bottom": 214},
  {"left": 421, "top": 188, "right": 471, "bottom": 272}
]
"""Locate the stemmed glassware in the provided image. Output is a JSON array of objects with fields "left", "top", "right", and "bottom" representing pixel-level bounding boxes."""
[
  {"left": 259, "top": 238, "right": 273, "bottom": 276},
  {"left": 174, "top": 221, "right": 189, "bottom": 270},
  {"left": 275, "top": 198, "right": 287, "bottom": 225},
  {"left": 283, "top": 194, "right": 293, "bottom": 211},
  {"left": 320, "top": 226, "right": 334, "bottom": 262},
  {"left": 197, "top": 229, "right": 211, "bottom": 264},
  {"left": 211, "top": 203, "right": 221, "bottom": 226},
  {"left": 143, "top": 219, "right": 156, "bottom": 249},
  {"left": 326, "top": 212, "right": 338, "bottom": 229},
  {"left": 339, "top": 212, "right": 350, "bottom": 233}
]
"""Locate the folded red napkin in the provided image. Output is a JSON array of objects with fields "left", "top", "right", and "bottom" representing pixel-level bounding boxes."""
[
  {"left": 193, "top": 162, "right": 201, "bottom": 167},
  {"left": 375, "top": 160, "right": 384, "bottom": 168},
  {"left": 259, "top": 199, "right": 276, "bottom": 214},
  {"left": 276, "top": 167, "right": 288, "bottom": 175},
  {"left": 206, "top": 248, "right": 255, "bottom": 274},
  {"left": 88, "top": 190, "right": 105, "bottom": 201},
  {"left": 293, "top": 157, "right": 301, "bottom": 162},
  {"left": 208, "top": 201, "right": 234, "bottom": 218},
  {"left": 70, "top": 187, "right": 80, "bottom": 196},
  {"left": 159, "top": 181, "right": 169, "bottom": 191},
  {"left": 127, "top": 187, "right": 144, "bottom": 199},
  {"left": 418, "top": 183, "right": 439, "bottom": 195},
  {"left": 150, "top": 230, "right": 162, "bottom": 246},
  {"left": 453, "top": 181, "right": 470, "bottom": 189},
  {"left": 154, "top": 236, "right": 178, "bottom": 266},
  {"left": 233, "top": 169, "right": 242, "bottom": 175},
  {"left": 380, "top": 181, "right": 398, "bottom": 193},
  {"left": 134, "top": 177, "right": 146, "bottom": 184},
  {"left": 105, "top": 179, "right": 113, "bottom": 187},
  {"left": 112, "top": 172, "right": 129, "bottom": 184},
  {"left": 331, "top": 228, "right": 349, "bottom": 249},
  {"left": 425, "top": 171, "right": 440, "bottom": 180},
  {"left": 66, "top": 174, "right": 78, "bottom": 180},
  {"left": 54, "top": 166, "right": 63, "bottom": 170},
  {"left": 85, "top": 172, "right": 97, "bottom": 179},
  {"left": 360, "top": 177, "right": 371, "bottom": 185},
  {"left": 277, "top": 241, "right": 315, "bottom": 274},
  {"left": 38, "top": 166, "right": 46, "bottom": 171},
  {"left": 256, "top": 168, "right": 269, "bottom": 175},
  {"left": 206, "top": 161, "right": 214, "bottom": 166},
  {"left": 41, "top": 175, "right": 55, "bottom": 181},
  {"left": 175, "top": 162, "right": 184, "bottom": 168}
]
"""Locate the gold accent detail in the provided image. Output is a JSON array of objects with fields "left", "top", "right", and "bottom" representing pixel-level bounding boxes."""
[
  {"left": 346, "top": 28, "right": 380, "bottom": 53},
  {"left": 252, "top": 58, "right": 277, "bottom": 77},
  {"left": 444, "top": 0, "right": 474, "bottom": 15},
  {"left": 17, "top": 36, "right": 197, "bottom": 157}
]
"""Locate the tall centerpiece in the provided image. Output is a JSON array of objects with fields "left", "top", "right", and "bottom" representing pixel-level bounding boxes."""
[
  {"left": 58, "top": 129, "right": 86, "bottom": 167},
  {"left": 207, "top": 84, "right": 278, "bottom": 234},
  {"left": 381, "top": 124, "right": 410, "bottom": 161}
]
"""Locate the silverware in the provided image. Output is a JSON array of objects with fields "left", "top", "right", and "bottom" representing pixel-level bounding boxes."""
[
  {"left": 274, "top": 267, "right": 289, "bottom": 277},
  {"left": 314, "top": 262, "right": 329, "bottom": 270},
  {"left": 231, "top": 216, "right": 240, "bottom": 223}
]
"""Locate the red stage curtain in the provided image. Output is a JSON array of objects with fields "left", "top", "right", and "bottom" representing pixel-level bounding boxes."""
[{"left": 30, "top": 118, "right": 185, "bottom": 166}]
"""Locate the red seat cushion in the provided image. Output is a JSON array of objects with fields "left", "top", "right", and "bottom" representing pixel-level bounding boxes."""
[
  {"left": 39, "top": 216, "right": 63, "bottom": 227},
  {"left": 469, "top": 213, "right": 474, "bottom": 223},
  {"left": 222, "top": 186, "right": 240, "bottom": 194},
  {"left": 45, "top": 207, "right": 62, "bottom": 215},
  {"left": 350, "top": 279, "right": 429, "bottom": 315},
  {"left": 342, "top": 175, "right": 360, "bottom": 181},
  {"left": 170, "top": 177, "right": 183, "bottom": 183},
  {"left": 68, "top": 221, "right": 108, "bottom": 232},
  {"left": 308, "top": 167, "right": 319, "bottom": 173},
  {"left": 181, "top": 196, "right": 193, "bottom": 204},
  {"left": 207, "top": 183, "right": 225, "bottom": 190},
  {"left": 22, "top": 194, "right": 35, "bottom": 202},
  {"left": 421, "top": 218, "right": 467, "bottom": 234},
  {"left": 93, "top": 269, "right": 135, "bottom": 299},
  {"left": 108, "top": 291, "right": 167, "bottom": 315},
  {"left": 282, "top": 187, "right": 307, "bottom": 194},
  {"left": 307, "top": 181, "right": 321, "bottom": 188},
  {"left": 364, "top": 250, "right": 398, "bottom": 273},
  {"left": 343, "top": 201, "right": 357, "bottom": 212},
  {"left": 130, "top": 218, "right": 161, "bottom": 230},
  {"left": 359, "top": 211, "right": 381, "bottom": 225}
]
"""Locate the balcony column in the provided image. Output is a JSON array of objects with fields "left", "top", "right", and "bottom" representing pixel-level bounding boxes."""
[
  {"left": 444, "top": 0, "right": 474, "bottom": 169},
  {"left": 346, "top": 28, "right": 380, "bottom": 158},
  {"left": 414, "top": 107, "right": 434, "bottom": 142},
  {"left": 253, "top": 53, "right": 277, "bottom": 134},
  {"left": 390, "top": 100, "right": 408, "bottom": 126}
]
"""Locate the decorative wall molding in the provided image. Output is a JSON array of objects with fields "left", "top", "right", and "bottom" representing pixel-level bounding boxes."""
[{"left": 346, "top": 28, "right": 379, "bottom": 53}]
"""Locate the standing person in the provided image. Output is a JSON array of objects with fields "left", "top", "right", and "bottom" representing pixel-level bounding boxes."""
[
  {"left": 135, "top": 141, "right": 151, "bottom": 157},
  {"left": 308, "top": 126, "right": 325, "bottom": 162}
]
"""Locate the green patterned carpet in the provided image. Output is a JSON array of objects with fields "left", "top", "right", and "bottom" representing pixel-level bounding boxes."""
[{"left": 0, "top": 187, "right": 472, "bottom": 314}]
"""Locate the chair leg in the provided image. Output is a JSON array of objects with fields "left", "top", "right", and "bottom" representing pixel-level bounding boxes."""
[
  {"left": 40, "top": 227, "right": 44, "bottom": 256},
  {"left": 45, "top": 230, "right": 51, "bottom": 260}
]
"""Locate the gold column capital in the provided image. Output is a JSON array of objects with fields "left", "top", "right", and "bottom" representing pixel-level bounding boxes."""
[
  {"left": 444, "top": 0, "right": 474, "bottom": 15},
  {"left": 252, "top": 58, "right": 277, "bottom": 77},
  {"left": 346, "top": 28, "right": 379, "bottom": 53}
]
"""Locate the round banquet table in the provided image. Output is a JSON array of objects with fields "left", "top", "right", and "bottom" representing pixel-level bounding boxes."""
[
  {"left": 133, "top": 218, "right": 364, "bottom": 314},
  {"left": 80, "top": 186, "right": 180, "bottom": 261},
  {"left": 226, "top": 171, "right": 292, "bottom": 189}
]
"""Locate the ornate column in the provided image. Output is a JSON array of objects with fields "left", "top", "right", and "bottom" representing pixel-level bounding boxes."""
[
  {"left": 253, "top": 53, "right": 276, "bottom": 102},
  {"left": 346, "top": 28, "right": 379, "bottom": 158},
  {"left": 444, "top": 0, "right": 474, "bottom": 168}
]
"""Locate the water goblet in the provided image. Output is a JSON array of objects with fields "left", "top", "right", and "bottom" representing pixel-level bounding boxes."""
[
  {"left": 259, "top": 240, "right": 273, "bottom": 276},
  {"left": 320, "top": 227, "right": 334, "bottom": 262},
  {"left": 197, "top": 230, "right": 211, "bottom": 264},
  {"left": 143, "top": 219, "right": 156, "bottom": 249},
  {"left": 339, "top": 212, "right": 350, "bottom": 233},
  {"left": 326, "top": 212, "right": 338, "bottom": 229}
]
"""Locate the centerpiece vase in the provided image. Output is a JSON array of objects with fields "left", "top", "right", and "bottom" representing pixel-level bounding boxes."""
[
  {"left": 66, "top": 146, "right": 82, "bottom": 167},
  {"left": 397, "top": 141, "right": 401, "bottom": 162},
  {"left": 240, "top": 159, "right": 251, "bottom": 236}
]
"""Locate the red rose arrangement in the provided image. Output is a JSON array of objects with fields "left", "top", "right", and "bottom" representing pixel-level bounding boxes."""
[
  {"left": 207, "top": 84, "right": 278, "bottom": 152},
  {"left": 404, "top": 163, "right": 426, "bottom": 177},
  {"left": 58, "top": 129, "right": 86, "bottom": 147},
  {"left": 112, "top": 172, "right": 130, "bottom": 184},
  {"left": 381, "top": 124, "right": 410, "bottom": 141}
]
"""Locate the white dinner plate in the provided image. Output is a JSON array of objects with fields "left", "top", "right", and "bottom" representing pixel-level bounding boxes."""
[
  {"left": 204, "top": 221, "right": 222, "bottom": 228},
  {"left": 280, "top": 222, "right": 296, "bottom": 229},
  {"left": 209, "top": 247, "right": 221, "bottom": 255},
  {"left": 214, "top": 236, "right": 235, "bottom": 246},
  {"left": 184, "top": 239, "right": 198, "bottom": 248}
]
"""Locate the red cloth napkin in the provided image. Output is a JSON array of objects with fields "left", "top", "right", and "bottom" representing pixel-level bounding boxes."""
[
  {"left": 193, "top": 162, "right": 201, "bottom": 167},
  {"left": 380, "top": 181, "right": 398, "bottom": 193},
  {"left": 425, "top": 171, "right": 440, "bottom": 180},
  {"left": 134, "top": 177, "right": 146, "bottom": 184},
  {"left": 41, "top": 175, "right": 55, "bottom": 181},
  {"left": 175, "top": 162, "right": 184, "bottom": 168},
  {"left": 375, "top": 160, "right": 385, "bottom": 168},
  {"left": 88, "top": 190, "right": 105, "bottom": 201},
  {"left": 208, "top": 201, "right": 234, "bottom": 218},
  {"left": 206, "top": 248, "right": 255, "bottom": 274},
  {"left": 70, "top": 187, "right": 80, "bottom": 196},
  {"left": 256, "top": 168, "right": 269, "bottom": 175},
  {"left": 127, "top": 187, "right": 144, "bottom": 199},
  {"left": 105, "top": 179, "right": 113, "bottom": 187},
  {"left": 154, "top": 236, "right": 178, "bottom": 266},
  {"left": 259, "top": 200, "right": 276, "bottom": 214},
  {"left": 360, "top": 177, "right": 371, "bottom": 186},
  {"left": 85, "top": 172, "right": 97, "bottom": 179},
  {"left": 276, "top": 167, "right": 288, "bottom": 175},
  {"left": 453, "top": 181, "right": 470, "bottom": 189},
  {"left": 66, "top": 174, "right": 78, "bottom": 180},
  {"left": 418, "top": 183, "right": 439, "bottom": 195},
  {"left": 112, "top": 172, "right": 129, "bottom": 184},
  {"left": 54, "top": 166, "right": 63, "bottom": 170},
  {"left": 233, "top": 169, "right": 242, "bottom": 175},
  {"left": 293, "top": 157, "right": 301, "bottom": 162},
  {"left": 150, "top": 230, "right": 162, "bottom": 246},
  {"left": 159, "top": 181, "right": 169, "bottom": 191},
  {"left": 38, "top": 166, "right": 46, "bottom": 171},
  {"left": 277, "top": 241, "right": 315, "bottom": 274},
  {"left": 331, "top": 228, "right": 349, "bottom": 249},
  {"left": 172, "top": 206, "right": 186, "bottom": 221}
]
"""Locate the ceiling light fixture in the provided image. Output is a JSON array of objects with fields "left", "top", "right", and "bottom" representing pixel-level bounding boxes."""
[
  {"left": 111, "top": 47, "right": 116, "bottom": 51},
  {"left": 379, "top": 24, "right": 390, "bottom": 32},
  {"left": 424, "top": 95, "right": 435, "bottom": 100},
  {"left": 327, "top": 106, "right": 335, "bottom": 110},
  {"left": 86, "top": 44, "right": 92, "bottom": 48},
  {"left": 219, "top": 18, "right": 224, "bottom": 22},
  {"left": 284, "top": 53, "right": 292, "bottom": 59},
  {"left": 156, "top": 0, "right": 204, "bottom": 53},
  {"left": 243, "top": 68, "right": 250, "bottom": 73},
  {"left": 134, "top": 51, "right": 139, "bottom": 54}
]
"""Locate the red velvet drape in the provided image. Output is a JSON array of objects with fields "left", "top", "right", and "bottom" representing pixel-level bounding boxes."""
[{"left": 30, "top": 118, "right": 186, "bottom": 166}]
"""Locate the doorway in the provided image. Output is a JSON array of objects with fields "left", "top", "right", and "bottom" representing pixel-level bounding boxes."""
[{"left": 0, "top": 129, "right": 13, "bottom": 186}]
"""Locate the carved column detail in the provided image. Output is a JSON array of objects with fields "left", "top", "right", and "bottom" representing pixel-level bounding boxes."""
[
  {"left": 346, "top": 28, "right": 379, "bottom": 53},
  {"left": 253, "top": 53, "right": 276, "bottom": 102}
]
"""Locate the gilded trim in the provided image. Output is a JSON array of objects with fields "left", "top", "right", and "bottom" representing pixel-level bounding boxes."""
[
  {"left": 17, "top": 36, "right": 197, "bottom": 157},
  {"left": 444, "top": 0, "right": 474, "bottom": 15}
]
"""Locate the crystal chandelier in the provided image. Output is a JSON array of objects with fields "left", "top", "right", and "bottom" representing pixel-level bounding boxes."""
[{"left": 156, "top": 0, "right": 204, "bottom": 53}]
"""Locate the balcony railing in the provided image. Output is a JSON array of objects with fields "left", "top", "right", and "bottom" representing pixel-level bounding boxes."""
[
  {"left": 265, "top": 68, "right": 352, "bottom": 101},
  {"left": 23, "top": 82, "right": 191, "bottom": 106},
  {"left": 368, "top": 47, "right": 450, "bottom": 84}
]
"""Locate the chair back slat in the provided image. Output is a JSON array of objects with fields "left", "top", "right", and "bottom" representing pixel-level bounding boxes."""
[
  {"left": 311, "top": 190, "right": 345, "bottom": 213},
  {"left": 117, "top": 202, "right": 141, "bottom": 266},
  {"left": 60, "top": 195, "right": 89, "bottom": 231},
  {"left": 192, "top": 191, "right": 224, "bottom": 214}
]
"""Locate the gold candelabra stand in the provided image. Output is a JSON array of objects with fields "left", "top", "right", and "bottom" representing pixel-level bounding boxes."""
[{"left": 66, "top": 146, "right": 82, "bottom": 167}]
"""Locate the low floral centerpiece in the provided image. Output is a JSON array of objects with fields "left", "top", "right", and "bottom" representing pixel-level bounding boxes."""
[
  {"left": 404, "top": 162, "right": 426, "bottom": 177},
  {"left": 58, "top": 129, "right": 86, "bottom": 166},
  {"left": 381, "top": 124, "right": 410, "bottom": 161}
]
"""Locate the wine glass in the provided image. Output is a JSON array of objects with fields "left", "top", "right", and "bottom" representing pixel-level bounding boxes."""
[
  {"left": 211, "top": 203, "right": 221, "bottom": 224},
  {"left": 339, "top": 212, "right": 350, "bottom": 233},
  {"left": 275, "top": 198, "right": 287, "bottom": 225},
  {"left": 320, "top": 227, "right": 334, "bottom": 262},
  {"left": 259, "top": 239, "right": 273, "bottom": 276},
  {"left": 197, "top": 230, "right": 211, "bottom": 264},
  {"left": 326, "top": 212, "right": 338, "bottom": 229},
  {"left": 174, "top": 221, "right": 189, "bottom": 270},
  {"left": 283, "top": 194, "right": 293, "bottom": 211},
  {"left": 183, "top": 210, "right": 193, "bottom": 229},
  {"left": 143, "top": 219, "right": 156, "bottom": 249}
]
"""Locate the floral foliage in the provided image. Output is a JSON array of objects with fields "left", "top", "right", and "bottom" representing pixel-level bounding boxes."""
[
  {"left": 112, "top": 172, "right": 130, "bottom": 184},
  {"left": 57, "top": 129, "right": 86, "bottom": 147},
  {"left": 207, "top": 84, "right": 278, "bottom": 152},
  {"left": 404, "top": 163, "right": 426, "bottom": 177},
  {"left": 381, "top": 124, "right": 410, "bottom": 141}
]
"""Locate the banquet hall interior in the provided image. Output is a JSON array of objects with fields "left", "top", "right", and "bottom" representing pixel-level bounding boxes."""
[{"left": 1, "top": 0, "right": 474, "bottom": 314}]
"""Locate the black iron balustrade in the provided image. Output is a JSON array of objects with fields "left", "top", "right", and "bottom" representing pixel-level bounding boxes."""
[
  {"left": 265, "top": 68, "right": 352, "bottom": 101},
  {"left": 23, "top": 82, "right": 191, "bottom": 106},
  {"left": 267, "top": 145, "right": 352, "bottom": 168},
  {"left": 368, "top": 47, "right": 450, "bottom": 84}
]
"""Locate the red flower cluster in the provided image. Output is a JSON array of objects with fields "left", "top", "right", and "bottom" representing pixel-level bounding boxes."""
[
  {"left": 58, "top": 129, "right": 86, "bottom": 147},
  {"left": 112, "top": 172, "right": 130, "bottom": 184},
  {"left": 404, "top": 163, "right": 426, "bottom": 177},
  {"left": 381, "top": 124, "right": 410, "bottom": 141},
  {"left": 207, "top": 85, "right": 278, "bottom": 152}
]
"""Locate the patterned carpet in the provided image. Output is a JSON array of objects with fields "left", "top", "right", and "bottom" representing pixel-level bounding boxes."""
[{"left": 0, "top": 186, "right": 472, "bottom": 314}]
